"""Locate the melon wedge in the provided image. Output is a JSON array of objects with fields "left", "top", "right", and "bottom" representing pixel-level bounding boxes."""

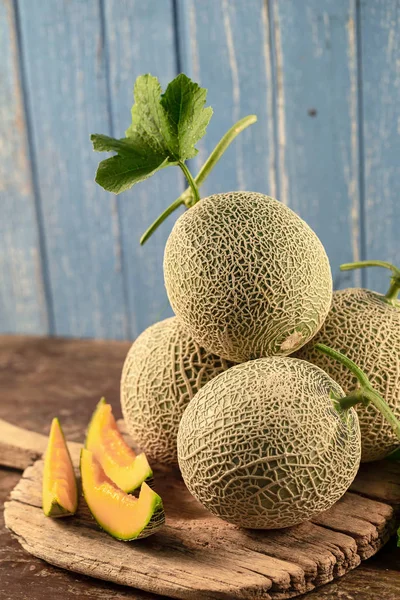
[
  {"left": 85, "top": 398, "right": 153, "bottom": 493},
  {"left": 42, "top": 418, "right": 78, "bottom": 517},
  {"left": 80, "top": 449, "right": 164, "bottom": 540}
]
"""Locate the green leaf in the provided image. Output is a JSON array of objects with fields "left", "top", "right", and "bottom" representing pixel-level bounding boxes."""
[
  {"left": 95, "top": 154, "right": 170, "bottom": 194},
  {"left": 125, "top": 75, "right": 171, "bottom": 157},
  {"left": 160, "top": 73, "right": 213, "bottom": 160},
  {"left": 91, "top": 73, "right": 212, "bottom": 194},
  {"left": 92, "top": 134, "right": 142, "bottom": 156}
]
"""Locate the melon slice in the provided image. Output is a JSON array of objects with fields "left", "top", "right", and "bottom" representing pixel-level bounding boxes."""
[
  {"left": 42, "top": 418, "right": 78, "bottom": 518},
  {"left": 85, "top": 398, "right": 153, "bottom": 493},
  {"left": 80, "top": 449, "right": 164, "bottom": 540}
]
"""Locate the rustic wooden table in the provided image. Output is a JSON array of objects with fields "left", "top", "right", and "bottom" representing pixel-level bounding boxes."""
[{"left": 0, "top": 335, "right": 399, "bottom": 600}]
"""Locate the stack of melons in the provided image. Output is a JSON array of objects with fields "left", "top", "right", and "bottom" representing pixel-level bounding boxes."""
[
  {"left": 121, "top": 190, "right": 400, "bottom": 529},
  {"left": 44, "top": 69, "right": 400, "bottom": 538}
]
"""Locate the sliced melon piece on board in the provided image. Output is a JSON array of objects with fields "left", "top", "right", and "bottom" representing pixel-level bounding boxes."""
[
  {"left": 86, "top": 398, "right": 153, "bottom": 493},
  {"left": 80, "top": 449, "right": 164, "bottom": 540},
  {"left": 85, "top": 398, "right": 153, "bottom": 494},
  {"left": 42, "top": 418, "right": 78, "bottom": 517}
]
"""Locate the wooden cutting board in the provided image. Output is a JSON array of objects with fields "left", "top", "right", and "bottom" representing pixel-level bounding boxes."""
[{"left": 2, "top": 418, "right": 400, "bottom": 600}]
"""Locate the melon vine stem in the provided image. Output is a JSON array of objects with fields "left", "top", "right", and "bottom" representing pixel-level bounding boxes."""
[
  {"left": 140, "top": 115, "right": 257, "bottom": 245},
  {"left": 178, "top": 160, "right": 200, "bottom": 204},
  {"left": 315, "top": 343, "right": 400, "bottom": 442},
  {"left": 340, "top": 260, "right": 400, "bottom": 303}
]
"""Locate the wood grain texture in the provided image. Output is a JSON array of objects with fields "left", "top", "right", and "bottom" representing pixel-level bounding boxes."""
[
  {"left": 0, "top": 468, "right": 157, "bottom": 600},
  {"left": 103, "top": 0, "right": 180, "bottom": 338},
  {"left": 303, "top": 549, "right": 400, "bottom": 600},
  {"left": 0, "top": 334, "right": 129, "bottom": 437},
  {"left": 0, "top": 335, "right": 156, "bottom": 600},
  {"left": 176, "top": 0, "right": 276, "bottom": 197},
  {"left": 351, "top": 459, "right": 400, "bottom": 504},
  {"left": 3, "top": 422, "right": 400, "bottom": 600},
  {"left": 272, "top": 0, "right": 362, "bottom": 289},
  {"left": 16, "top": 0, "right": 127, "bottom": 339},
  {"left": 0, "top": 419, "right": 47, "bottom": 470},
  {"left": 359, "top": 0, "right": 400, "bottom": 294},
  {"left": 0, "top": 336, "right": 399, "bottom": 600},
  {"left": 0, "top": 0, "right": 48, "bottom": 334}
]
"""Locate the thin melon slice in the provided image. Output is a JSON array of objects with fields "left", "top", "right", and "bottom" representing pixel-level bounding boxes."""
[
  {"left": 80, "top": 449, "right": 164, "bottom": 540},
  {"left": 42, "top": 418, "right": 78, "bottom": 517},
  {"left": 85, "top": 398, "right": 153, "bottom": 493}
]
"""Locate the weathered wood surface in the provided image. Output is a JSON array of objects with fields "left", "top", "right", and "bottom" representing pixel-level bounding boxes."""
[
  {"left": 1, "top": 336, "right": 400, "bottom": 600},
  {"left": 2, "top": 1, "right": 400, "bottom": 338},
  {"left": 3, "top": 420, "right": 400, "bottom": 600},
  {"left": 0, "top": 470, "right": 155, "bottom": 600},
  {"left": 0, "top": 419, "right": 47, "bottom": 470},
  {"left": 0, "top": 335, "right": 130, "bottom": 436}
]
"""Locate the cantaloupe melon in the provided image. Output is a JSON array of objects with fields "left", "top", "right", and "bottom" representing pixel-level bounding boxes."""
[
  {"left": 86, "top": 398, "right": 153, "bottom": 493},
  {"left": 121, "top": 317, "right": 234, "bottom": 464},
  {"left": 296, "top": 284, "right": 400, "bottom": 462},
  {"left": 163, "top": 192, "right": 333, "bottom": 363},
  {"left": 177, "top": 358, "right": 361, "bottom": 529},
  {"left": 80, "top": 449, "right": 164, "bottom": 541},
  {"left": 42, "top": 418, "right": 78, "bottom": 518}
]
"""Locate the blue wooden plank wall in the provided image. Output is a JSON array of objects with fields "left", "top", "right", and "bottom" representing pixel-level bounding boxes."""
[
  {"left": 0, "top": 0, "right": 47, "bottom": 333},
  {"left": 1, "top": 0, "right": 399, "bottom": 340}
]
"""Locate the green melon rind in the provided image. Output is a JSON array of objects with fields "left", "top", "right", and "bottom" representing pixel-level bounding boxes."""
[
  {"left": 138, "top": 498, "right": 165, "bottom": 539},
  {"left": 44, "top": 499, "right": 76, "bottom": 518},
  {"left": 164, "top": 192, "right": 333, "bottom": 363},
  {"left": 123, "top": 471, "right": 154, "bottom": 496},
  {"left": 295, "top": 288, "right": 400, "bottom": 462},
  {"left": 79, "top": 450, "right": 165, "bottom": 541},
  {"left": 86, "top": 398, "right": 153, "bottom": 494},
  {"left": 43, "top": 417, "right": 78, "bottom": 518},
  {"left": 121, "top": 316, "right": 235, "bottom": 465},
  {"left": 123, "top": 473, "right": 155, "bottom": 497}
]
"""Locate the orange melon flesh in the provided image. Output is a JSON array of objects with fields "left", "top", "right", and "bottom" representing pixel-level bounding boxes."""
[
  {"left": 42, "top": 418, "right": 78, "bottom": 517},
  {"left": 80, "top": 449, "right": 164, "bottom": 540},
  {"left": 86, "top": 398, "right": 152, "bottom": 493}
]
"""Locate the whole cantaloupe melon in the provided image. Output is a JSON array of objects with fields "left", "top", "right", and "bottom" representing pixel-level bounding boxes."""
[
  {"left": 296, "top": 288, "right": 400, "bottom": 462},
  {"left": 177, "top": 357, "right": 361, "bottom": 529},
  {"left": 164, "top": 192, "right": 333, "bottom": 363},
  {"left": 121, "top": 317, "right": 234, "bottom": 465}
]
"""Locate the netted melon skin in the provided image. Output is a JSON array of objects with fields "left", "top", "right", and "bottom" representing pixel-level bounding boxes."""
[
  {"left": 121, "top": 317, "right": 234, "bottom": 465},
  {"left": 296, "top": 288, "right": 400, "bottom": 462},
  {"left": 163, "top": 192, "right": 333, "bottom": 363},
  {"left": 177, "top": 358, "right": 360, "bottom": 529}
]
